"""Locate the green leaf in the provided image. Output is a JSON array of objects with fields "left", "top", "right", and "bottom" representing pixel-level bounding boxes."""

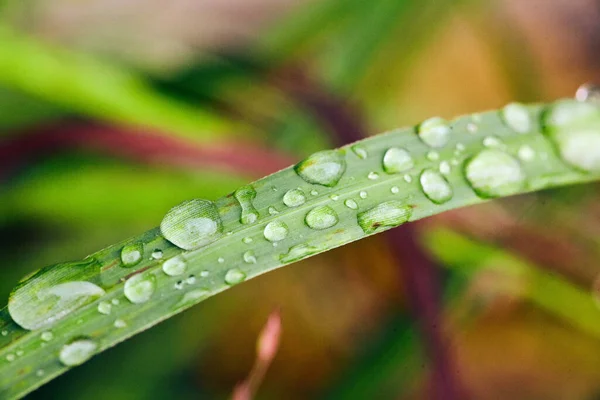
[{"left": 0, "top": 98, "right": 599, "bottom": 398}]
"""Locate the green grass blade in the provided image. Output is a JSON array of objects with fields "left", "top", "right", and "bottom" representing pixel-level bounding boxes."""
[{"left": 0, "top": 98, "right": 599, "bottom": 398}]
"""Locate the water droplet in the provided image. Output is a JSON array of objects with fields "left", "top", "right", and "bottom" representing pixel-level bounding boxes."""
[
  {"left": 427, "top": 151, "right": 439, "bottom": 161},
  {"left": 243, "top": 251, "right": 257, "bottom": 264},
  {"left": 175, "top": 288, "right": 210, "bottom": 308},
  {"left": 439, "top": 161, "right": 451, "bottom": 175},
  {"left": 542, "top": 100, "right": 600, "bottom": 172},
  {"left": 576, "top": 83, "right": 600, "bottom": 103},
  {"left": 305, "top": 206, "right": 339, "bottom": 230},
  {"left": 295, "top": 150, "right": 346, "bottom": 187},
  {"left": 124, "top": 273, "right": 156, "bottom": 304},
  {"left": 418, "top": 117, "right": 451, "bottom": 148},
  {"left": 217, "top": 257, "right": 225, "bottom": 264},
  {"left": 1, "top": 330, "right": 7, "bottom": 336},
  {"left": 263, "top": 221, "right": 289, "bottom": 242},
  {"left": 502, "top": 103, "right": 531, "bottom": 133},
  {"left": 344, "top": 199, "right": 358, "bottom": 209},
  {"left": 59, "top": 339, "right": 97, "bottom": 366},
  {"left": 404, "top": 174, "right": 412, "bottom": 183},
  {"left": 359, "top": 191, "right": 368, "bottom": 199},
  {"left": 357, "top": 201, "right": 413, "bottom": 234},
  {"left": 329, "top": 194, "right": 339, "bottom": 201},
  {"left": 151, "top": 249, "right": 163, "bottom": 260},
  {"left": 283, "top": 188, "right": 306, "bottom": 207},
  {"left": 174, "top": 281, "right": 184, "bottom": 290},
  {"left": 466, "top": 123, "right": 478, "bottom": 133},
  {"left": 186, "top": 275, "right": 196, "bottom": 285},
  {"left": 382, "top": 147, "right": 414, "bottom": 174},
  {"left": 465, "top": 149, "right": 525, "bottom": 198},
  {"left": 41, "top": 331, "right": 53, "bottom": 342},
  {"left": 352, "top": 145, "right": 368, "bottom": 159},
  {"left": 483, "top": 136, "right": 503, "bottom": 148},
  {"left": 8, "top": 260, "right": 105, "bottom": 330},
  {"left": 518, "top": 145, "right": 536, "bottom": 162},
  {"left": 234, "top": 185, "right": 259, "bottom": 225},
  {"left": 455, "top": 143, "right": 465, "bottom": 152},
  {"left": 225, "top": 268, "right": 246, "bottom": 285},
  {"left": 242, "top": 237, "right": 253, "bottom": 244},
  {"left": 160, "top": 199, "right": 222, "bottom": 250},
  {"left": 16, "top": 350, "right": 24, "bottom": 357},
  {"left": 309, "top": 189, "right": 318, "bottom": 196},
  {"left": 420, "top": 169, "right": 453, "bottom": 204},
  {"left": 162, "top": 256, "right": 186, "bottom": 276},
  {"left": 200, "top": 270, "right": 209, "bottom": 277},
  {"left": 6, "top": 354, "right": 15, "bottom": 362},
  {"left": 268, "top": 206, "right": 279, "bottom": 215},
  {"left": 367, "top": 172, "right": 379, "bottom": 180},
  {"left": 280, "top": 243, "right": 321, "bottom": 263},
  {"left": 391, "top": 186, "right": 400, "bottom": 194},
  {"left": 111, "top": 299, "right": 120, "bottom": 306},
  {"left": 97, "top": 301, "right": 111, "bottom": 315},
  {"left": 120, "top": 243, "right": 143, "bottom": 267},
  {"left": 114, "top": 319, "right": 127, "bottom": 328},
  {"left": 36, "top": 369, "right": 44, "bottom": 377}
]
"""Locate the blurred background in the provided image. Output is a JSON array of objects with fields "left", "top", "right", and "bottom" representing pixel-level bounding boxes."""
[{"left": 1, "top": 0, "right": 600, "bottom": 399}]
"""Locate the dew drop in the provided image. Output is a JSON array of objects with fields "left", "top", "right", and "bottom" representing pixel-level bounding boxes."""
[
  {"left": 151, "top": 249, "right": 163, "bottom": 260},
  {"left": 243, "top": 251, "right": 257, "bottom": 264},
  {"left": 439, "top": 161, "right": 451, "bottom": 175},
  {"left": 225, "top": 268, "right": 246, "bottom": 285},
  {"left": 359, "top": 191, "right": 368, "bottom": 199},
  {"left": 382, "top": 147, "right": 414, "bottom": 174},
  {"left": 390, "top": 186, "right": 400, "bottom": 194},
  {"left": 280, "top": 243, "right": 321, "bottom": 263},
  {"left": 124, "top": 273, "right": 156, "bottom": 304},
  {"left": 97, "top": 301, "right": 111, "bottom": 315},
  {"left": 36, "top": 369, "right": 44, "bottom": 377},
  {"left": 305, "top": 206, "right": 339, "bottom": 230},
  {"left": 466, "top": 123, "right": 478, "bottom": 133},
  {"left": 175, "top": 288, "right": 210, "bottom": 308},
  {"left": 427, "top": 151, "right": 439, "bottom": 161},
  {"left": 200, "top": 270, "right": 210, "bottom": 277},
  {"left": 352, "top": 145, "right": 368, "bottom": 159},
  {"left": 344, "top": 199, "right": 358, "bottom": 209},
  {"left": 186, "top": 275, "right": 196, "bottom": 285},
  {"left": 518, "top": 145, "right": 536, "bottom": 162},
  {"left": 162, "top": 256, "right": 186, "bottom": 276},
  {"left": 418, "top": 117, "right": 451, "bottom": 148},
  {"left": 502, "top": 103, "right": 531, "bottom": 133},
  {"left": 542, "top": 100, "right": 600, "bottom": 172},
  {"left": 242, "top": 237, "right": 253, "bottom": 244},
  {"left": 268, "top": 206, "right": 279, "bottom": 215},
  {"left": 160, "top": 199, "right": 222, "bottom": 250},
  {"left": 329, "top": 194, "right": 339, "bottom": 201},
  {"left": 294, "top": 150, "right": 346, "bottom": 187},
  {"left": 59, "top": 339, "right": 97, "bottom": 366},
  {"left": 367, "top": 172, "right": 379, "bottom": 180},
  {"left": 114, "top": 319, "right": 127, "bottom": 328},
  {"left": 41, "top": 331, "right": 53, "bottom": 341},
  {"left": 111, "top": 299, "right": 120, "bottom": 306},
  {"left": 263, "top": 221, "right": 289, "bottom": 242},
  {"left": 357, "top": 201, "right": 413, "bottom": 234},
  {"left": 483, "top": 136, "right": 503, "bottom": 148},
  {"left": 420, "top": 169, "right": 453, "bottom": 204},
  {"left": 234, "top": 185, "right": 259, "bottom": 225},
  {"left": 6, "top": 354, "right": 15, "bottom": 362},
  {"left": 465, "top": 149, "right": 525, "bottom": 198},
  {"left": 174, "top": 281, "right": 184, "bottom": 290},
  {"left": 576, "top": 83, "right": 600, "bottom": 103},
  {"left": 403, "top": 174, "right": 412, "bottom": 183},
  {"left": 283, "top": 188, "right": 306, "bottom": 207},
  {"left": 121, "top": 243, "right": 143, "bottom": 267},
  {"left": 310, "top": 189, "right": 319, "bottom": 196}
]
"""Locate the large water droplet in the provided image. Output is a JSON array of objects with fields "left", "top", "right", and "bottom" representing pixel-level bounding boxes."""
[
  {"left": 465, "top": 149, "right": 525, "bottom": 198},
  {"left": 225, "top": 268, "right": 246, "bottom": 285},
  {"left": 283, "top": 189, "right": 306, "bottom": 207},
  {"left": 420, "top": 169, "right": 453, "bottom": 204},
  {"left": 280, "top": 244, "right": 320, "bottom": 263},
  {"left": 542, "top": 100, "right": 600, "bottom": 172},
  {"left": 120, "top": 243, "right": 143, "bottom": 267},
  {"left": 502, "top": 103, "right": 531, "bottom": 133},
  {"left": 8, "top": 261, "right": 105, "bottom": 330},
  {"left": 160, "top": 199, "right": 222, "bottom": 250},
  {"left": 124, "top": 273, "right": 156, "bottom": 304},
  {"left": 162, "top": 256, "right": 187, "bottom": 276},
  {"left": 263, "top": 221, "right": 289, "bottom": 242},
  {"left": 357, "top": 201, "right": 413, "bottom": 234},
  {"left": 383, "top": 147, "right": 414, "bottom": 174},
  {"left": 418, "top": 117, "right": 451, "bottom": 148},
  {"left": 294, "top": 150, "right": 346, "bottom": 187},
  {"left": 59, "top": 338, "right": 97, "bottom": 366},
  {"left": 234, "top": 185, "right": 259, "bottom": 225},
  {"left": 305, "top": 206, "right": 339, "bottom": 230}
]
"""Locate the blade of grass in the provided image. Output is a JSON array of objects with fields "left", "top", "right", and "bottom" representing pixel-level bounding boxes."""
[{"left": 0, "top": 99, "right": 599, "bottom": 399}]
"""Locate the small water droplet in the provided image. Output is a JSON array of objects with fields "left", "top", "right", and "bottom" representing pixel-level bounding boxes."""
[
  {"left": 6, "top": 354, "right": 15, "bottom": 362},
  {"left": 483, "top": 136, "right": 504, "bottom": 148},
  {"left": 280, "top": 243, "right": 321, "bottom": 263},
  {"left": 59, "top": 339, "right": 97, "bottom": 366},
  {"left": 542, "top": 100, "right": 600, "bottom": 172},
  {"left": 357, "top": 201, "right": 413, "bottom": 234},
  {"left": 174, "top": 281, "right": 184, "bottom": 290},
  {"left": 404, "top": 174, "right": 412, "bottom": 183},
  {"left": 344, "top": 199, "right": 358, "bottom": 209},
  {"left": 217, "top": 257, "right": 225, "bottom": 264},
  {"left": 295, "top": 150, "right": 346, "bottom": 187},
  {"left": 390, "top": 186, "right": 400, "bottom": 194},
  {"left": 305, "top": 206, "right": 339, "bottom": 230},
  {"left": 420, "top": 169, "right": 453, "bottom": 204},
  {"left": 36, "top": 369, "right": 44, "bottom": 377},
  {"left": 359, "top": 191, "right": 368, "bottom": 199},
  {"left": 465, "top": 149, "right": 525, "bottom": 198},
  {"left": 120, "top": 242, "right": 143, "bottom": 267},
  {"left": 97, "top": 301, "right": 111, "bottom": 315},
  {"left": 124, "top": 273, "right": 156, "bottom": 304},
  {"left": 368, "top": 172, "right": 379, "bottom": 180},
  {"left": 466, "top": 123, "right": 478, "bottom": 133},
  {"left": 268, "top": 206, "right": 279, "bottom": 215},
  {"left": 310, "top": 189, "right": 318, "bottom": 196},
  {"left": 41, "top": 331, "right": 53, "bottom": 342},
  {"left": 175, "top": 288, "right": 209, "bottom": 308},
  {"left": 111, "top": 299, "right": 120, "bottom": 306},
  {"left": 200, "top": 270, "right": 210, "bottom": 277},
  {"left": 382, "top": 147, "right": 414, "bottom": 174},
  {"left": 502, "top": 103, "right": 531, "bottom": 133},
  {"left": 242, "top": 237, "right": 253, "bottom": 244},
  {"left": 576, "top": 83, "right": 600, "bottom": 103},
  {"left": 114, "top": 319, "right": 127, "bottom": 328},
  {"left": 16, "top": 350, "right": 24, "bottom": 357},
  {"left": 329, "top": 194, "right": 339, "bottom": 201},
  {"left": 234, "top": 186, "right": 260, "bottom": 225},
  {"left": 455, "top": 143, "right": 465, "bottom": 152},
  {"left": 283, "top": 188, "right": 306, "bottom": 207},
  {"left": 160, "top": 199, "right": 222, "bottom": 250},
  {"left": 243, "top": 251, "right": 257, "bottom": 264},
  {"left": 1, "top": 330, "right": 7, "bottom": 336},
  {"left": 352, "top": 145, "right": 368, "bottom": 159},
  {"left": 427, "top": 151, "right": 439, "bottom": 161},
  {"left": 186, "top": 275, "right": 196, "bottom": 285},
  {"left": 439, "top": 161, "right": 451, "bottom": 175},
  {"left": 518, "top": 145, "right": 536, "bottom": 162},
  {"left": 151, "top": 249, "right": 163, "bottom": 260},
  {"left": 263, "top": 221, "right": 289, "bottom": 242},
  {"left": 225, "top": 268, "right": 246, "bottom": 285},
  {"left": 162, "top": 256, "right": 187, "bottom": 276},
  {"left": 418, "top": 117, "right": 451, "bottom": 148}
]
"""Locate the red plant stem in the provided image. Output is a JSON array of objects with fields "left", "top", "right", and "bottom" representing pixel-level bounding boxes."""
[
  {"left": 0, "top": 121, "right": 294, "bottom": 179},
  {"left": 279, "top": 69, "right": 463, "bottom": 399}
]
